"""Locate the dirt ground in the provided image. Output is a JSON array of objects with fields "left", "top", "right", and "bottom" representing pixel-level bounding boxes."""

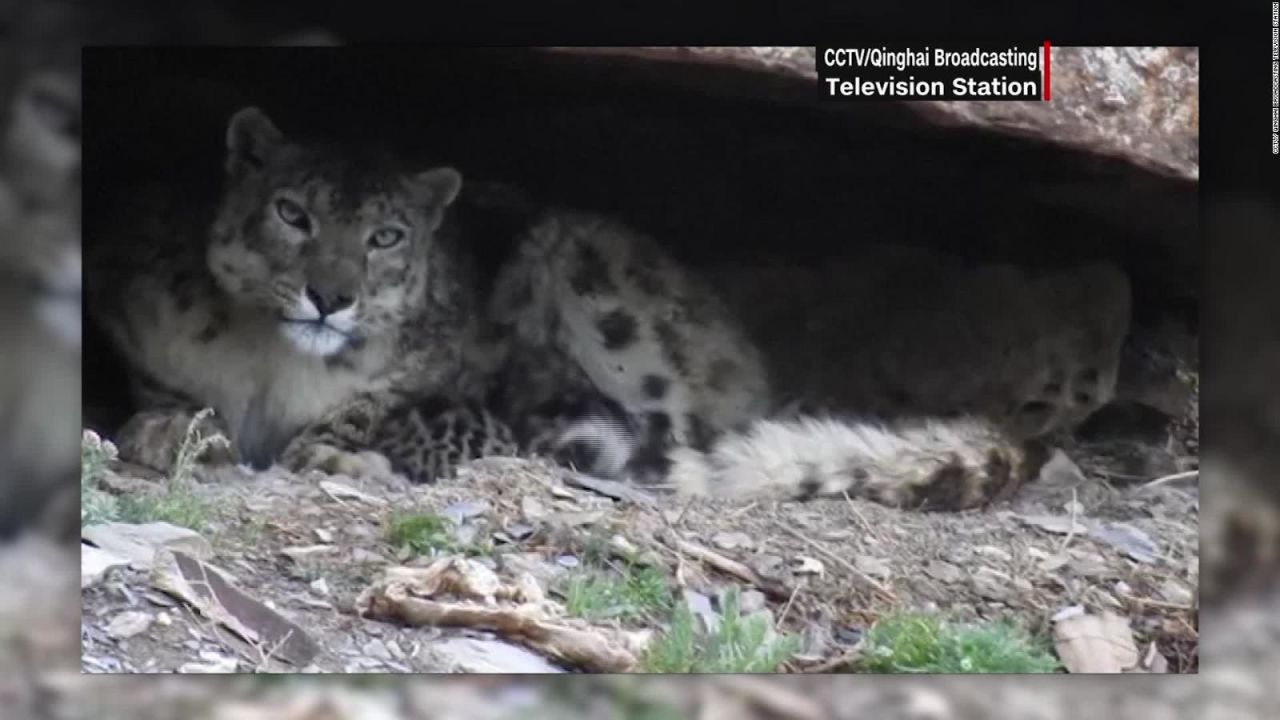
[{"left": 79, "top": 437, "right": 1199, "bottom": 675}]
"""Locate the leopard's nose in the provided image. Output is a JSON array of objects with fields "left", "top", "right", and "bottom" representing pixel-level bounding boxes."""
[{"left": 305, "top": 285, "right": 354, "bottom": 317}]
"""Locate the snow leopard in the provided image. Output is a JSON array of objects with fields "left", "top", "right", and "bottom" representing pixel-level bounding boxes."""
[
  {"left": 417, "top": 209, "right": 1128, "bottom": 510},
  {"left": 86, "top": 106, "right": 518, "bottom": 480}
]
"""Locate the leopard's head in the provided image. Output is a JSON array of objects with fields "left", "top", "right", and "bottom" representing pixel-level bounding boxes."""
[{"left": 207, "top": 106, "right": 462, "bottom": 357}]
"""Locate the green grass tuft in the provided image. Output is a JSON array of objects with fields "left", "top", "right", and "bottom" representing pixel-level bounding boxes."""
[
  {"left": 387, "top": 512, "right": 453, "bottom": 554},
  {"left": 563, "top": 563, "right": 672, "bottom": 622},
  {"left": 387, "top": 511, "right": 491, "bottom": 557},
  {"left": 80, "top": 412, "right": 219, "bottom": 531},
  {"left": 640, "top": 587, "right": 799, "bottom": 673},
  {"left": 859, "top": 613, "right": 1060, "bottom": 673},
  {"left": 114, "top": 492, "right": 210, "bottom": 531}
]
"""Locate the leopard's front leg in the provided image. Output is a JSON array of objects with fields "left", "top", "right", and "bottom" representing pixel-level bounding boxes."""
[{"left": 114, "top": 407, "right": 238, "bottom": 475}]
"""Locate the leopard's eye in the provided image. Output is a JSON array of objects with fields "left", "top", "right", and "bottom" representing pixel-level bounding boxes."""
[
  {"left": 274, "top": 198, "right": 311, "bottom": 232},
  {"left": 369, "top": 226, "right": 406, "bottom": 249}
]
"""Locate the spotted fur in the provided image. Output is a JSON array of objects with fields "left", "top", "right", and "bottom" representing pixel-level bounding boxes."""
[
  {"left": 373, "top": 396, "right": 518, "bottom": 483},
  {"left": 485, "top": 210, "right": 771, "bottom": 477},
  {"left": 88, "top": 106, "right": 485, "bottom": 479},
  {"left": 467, "top": 210, "right": 1122, "bottom": 510}
]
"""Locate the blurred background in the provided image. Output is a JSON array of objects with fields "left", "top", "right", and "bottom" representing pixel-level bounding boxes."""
[{"left": 1, "top": 0, "right": 1270, "bottom": 717}]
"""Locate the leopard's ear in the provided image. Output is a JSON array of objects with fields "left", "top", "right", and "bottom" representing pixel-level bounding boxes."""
[
  {"left": 410, "top": 167, "right": 463, "bottom": 210},
  {"left": 225, "top": 107, "right": 283, "bottom": 178}
]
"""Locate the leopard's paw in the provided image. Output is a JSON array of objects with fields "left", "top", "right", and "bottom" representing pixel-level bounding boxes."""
[
  {"left": 283, "top": 442, "right": 407, "bottom": 488},
  {"left": 114, "top": 408, "right": 236, "bottom": 475}
]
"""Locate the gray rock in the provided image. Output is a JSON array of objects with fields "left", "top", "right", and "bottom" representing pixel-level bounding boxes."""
[
  {"left": 970, "top": 567, "right": 1018, "bottom": 602},
  {"left": 923, "top": 560, "right": 964, "bottom": 584},
  {"left": 684, "top": 589, "right": 719, "bottom": 635},
  {"left": 425, "top": 637, "right": 564, "bottom": 673},
  {"left": 1091, "top": 522, "right": 1159, "bottom": 564},
  {"left": 105, "top": 610, "right": 152, "bottom": 640},
  {"left": 443, "top": 499, "right": 491, "bottom": 524},
  {"left": 81, "top": 543, "right": 129, "bottom": 588},
  {"left": 82, "top": 522, "right": 212, "bottom": 571},
  {"left": 551, "top": 47, "right": 1197, "bottom": 181},
  {"left": 499, "top": 552, "right": 565, "bottom": 587}
]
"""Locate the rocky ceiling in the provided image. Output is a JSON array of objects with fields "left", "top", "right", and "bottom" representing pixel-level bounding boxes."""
[{"left": 85, "top": 46, "right": 1198, "bottom": 329}]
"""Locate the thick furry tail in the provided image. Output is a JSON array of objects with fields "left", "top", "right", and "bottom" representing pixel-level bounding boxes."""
[{"left": 667, "top": 416, "right": 1051, "bottom": 511}]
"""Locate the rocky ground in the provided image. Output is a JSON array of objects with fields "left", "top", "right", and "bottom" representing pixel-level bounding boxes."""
[{"left": 78, "top": 424, "right": 1199, "bottom": 675}]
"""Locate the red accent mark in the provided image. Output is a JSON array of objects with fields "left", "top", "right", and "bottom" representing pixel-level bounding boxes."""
[{"left": 1043, "top": 40, "right": 1051, "bottom": 101}]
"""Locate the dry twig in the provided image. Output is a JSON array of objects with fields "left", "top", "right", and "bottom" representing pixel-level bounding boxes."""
[
  {"left": 1058, "top": 487, "right": 1081, "bottom": 552},
  {"left": 657, "top": 530, "right": 794, "bottom": 602},
  {"left": 841, "top": 491, "right": 885, "bottom": 545},
  {"left": 1139, "top": 470, "right": 1199, "bottom": 490}
]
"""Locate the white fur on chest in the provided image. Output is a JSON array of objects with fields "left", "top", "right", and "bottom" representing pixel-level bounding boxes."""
[{"left": 128, "top": 291, "right": 388, "bottom": 446}]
